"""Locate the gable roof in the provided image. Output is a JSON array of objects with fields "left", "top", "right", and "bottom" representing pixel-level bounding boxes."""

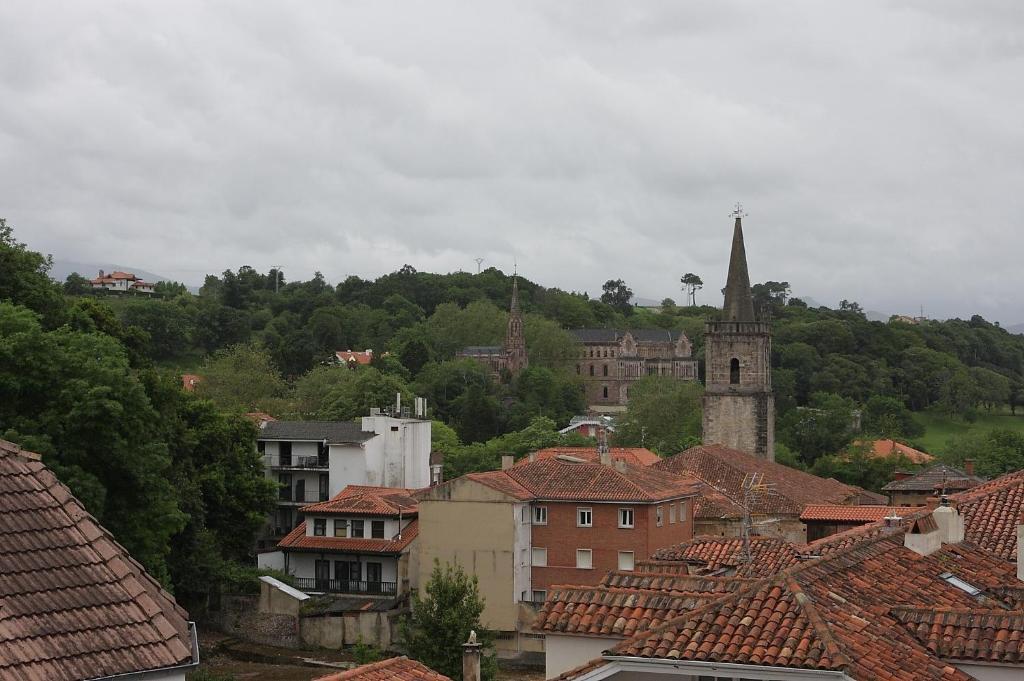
[
  {"left": 469, "top": 458, "right": 699, "bottom": 503},
  {"left": 800, "top": 505, "right": 906, "bottom": 523},
  {"left": 301, "top": 485, "right": 419, "bottom": 516},
  {"left": 881, "top": 463, "right": 985, "bottom": 492},
  {"left": 0, "top": 440, "right": 196, "bottom": 681},
  {"left": 258, "top": 420, "right": 376, "bottom": 444},
  {"left": 575, "top": 527, "right": 1022, "bottom": 680},
  {"left": 278, "top": 519, "right": 419, "bottom": 555},
  {"left": 953, "top": 468, "right": 1024, "bottom": 561},
  {"left": 856, "top": 439, "right": 935, "bottom": 464},
  {"left": 315, "top": 656, "right": 451, "bottom": 681},
  {"left": 654, "top": 444, "right": 879, "bottom": 518},
  {"left": 521, "top": 447, "right": 660, "bottom": 468}
]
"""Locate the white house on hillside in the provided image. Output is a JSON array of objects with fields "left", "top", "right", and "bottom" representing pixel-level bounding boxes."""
[{"left": 257, "top": 410, "right": 433, "bottom": 547}]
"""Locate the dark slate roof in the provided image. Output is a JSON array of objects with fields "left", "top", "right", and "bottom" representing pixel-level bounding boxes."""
[
  {"left": 881, "top": 463, "right": 985, "bottom": 492},
  {"left": 570, "top": 328, "right": 682, "bottom": 343},
  {"left": 258, "top": 420, "right": 376, "bottom": 444},
  {"left": 0, "top": 440, "right": 197, "bottom": 681}
]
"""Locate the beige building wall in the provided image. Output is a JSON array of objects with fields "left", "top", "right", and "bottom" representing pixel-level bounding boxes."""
[{"left": 417, "top": 478, "right": 521, "bottom": 632}]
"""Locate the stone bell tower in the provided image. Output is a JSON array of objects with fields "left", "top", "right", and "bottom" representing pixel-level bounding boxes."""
[{"left": 702, "top": 205, "right": 774, "bottom": 460}]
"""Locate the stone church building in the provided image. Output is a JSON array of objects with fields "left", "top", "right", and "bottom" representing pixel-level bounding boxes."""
[
  {"left": 456, "top": 276, "right": 529, "bottom": 380},
  {"left": 567, "top": 329, "right": 697, "bottom": 408},
  {"left": 702, "top": 209, "right": 775, "bottom": 460}
]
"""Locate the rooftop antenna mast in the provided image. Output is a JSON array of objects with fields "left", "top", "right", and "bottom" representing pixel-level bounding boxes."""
[
  {"left": 474, "top": 257, "right": 484, "bottom": 274},
  {"left": 740, "top": 472, "right": 774, "bottom": 563}
]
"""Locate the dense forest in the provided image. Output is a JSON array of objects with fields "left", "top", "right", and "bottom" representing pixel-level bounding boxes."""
[{"left": 6, "top": 218, "right": 1024, "bottom": 604}]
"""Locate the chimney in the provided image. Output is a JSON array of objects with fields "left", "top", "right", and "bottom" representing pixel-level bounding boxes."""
[
  {"left": 1018, "top": 511, "right": 1024, "bottom": 582},
  {"left": 463, "top": 630, "right": 482, "bottom": 681},
  {"left": 932, "top": 497, "right": 964, "bottom": 544},
  {"left": 964, "top": 459, "right": 975, "bottom": 477},
  {"left": 501, "top": 455, "right": 514, "bottom": 470}
]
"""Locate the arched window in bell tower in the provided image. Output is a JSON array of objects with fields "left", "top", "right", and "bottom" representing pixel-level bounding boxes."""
[{"left": 730, "top": 358, "right": 740, "bottom": 385}]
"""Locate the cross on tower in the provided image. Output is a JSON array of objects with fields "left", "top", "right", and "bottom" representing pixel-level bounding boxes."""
[{"left": 730, "top": 202, "right": 747, "bottom": 219}]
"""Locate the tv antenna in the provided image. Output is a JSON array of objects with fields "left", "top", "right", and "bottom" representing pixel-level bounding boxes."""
[
  {"left": 740, "top": 472, "right": 776, "bottom": 563},
  {"left": 474, "top": 258, "right": 484, "bottom": 274}
]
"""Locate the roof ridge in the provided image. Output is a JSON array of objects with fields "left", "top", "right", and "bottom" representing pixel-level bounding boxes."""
[{"left": 783, "top": 576, "right": 851, "bottom": 670}]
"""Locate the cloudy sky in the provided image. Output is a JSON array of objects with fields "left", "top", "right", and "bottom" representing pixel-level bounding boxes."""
[{"left": 3, "top": 1, "right": 1023, "bottom": 322}]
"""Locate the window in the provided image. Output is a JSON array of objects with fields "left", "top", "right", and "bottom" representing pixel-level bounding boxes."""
[
  {"left": 533, "top": 506, "right": 548, "bottom": 525},
  {"left": 730, "top": 358, "right": 740, "bottom": 384},
  {"left": 532, "top": 547, "right": 548, "bottom": 566},
  {"left": 577, "top": 508, "right": 593, "bottom": 527},
  {"left": 618, "top": 508, "right": 634, "bottom": 528},
  {"left": 532, "top": 590, "right": 547, "bottom": 603},
  {"left": 618, "top": 551, "right": 635, "bottom": 571},
  {"left": 351, "top": 520, "right": 365, "bottom": 538},
  {"left": 334, "top": 519, "right": 348, "bottom": 537},
  {"left": 576, "top": 549, "right": 593, "bottom": 569},
  {"left": 313, "top": 518, "right": 326, "bottom": 536},
  {"left": 656, "top": 506, "right": 664, "bottom": 527},
  {"left": 371, "top": 520, "right": 385, "bottom": 539},
  {"left": 279, "top": 441, "right": 292, "bottom": 465},
  {"left": 669, "top": 504, "right": 676, "bottom": 524},
  {"left": 603, "top": 364, "right": 608, "bottom": 376}
]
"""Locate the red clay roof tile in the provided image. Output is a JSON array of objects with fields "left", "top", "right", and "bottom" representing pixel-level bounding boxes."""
[{"left": 0, "top": 440, "right": 195, "bottom": 681}]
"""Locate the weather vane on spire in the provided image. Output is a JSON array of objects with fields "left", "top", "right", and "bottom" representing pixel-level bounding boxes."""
[{"left": 730, "top": 202, "right": 747, "bottom": 219}]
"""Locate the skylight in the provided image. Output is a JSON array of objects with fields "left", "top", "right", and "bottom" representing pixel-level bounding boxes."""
[{"left": 939, "top": 572, "right": 981, "bottom": 596}]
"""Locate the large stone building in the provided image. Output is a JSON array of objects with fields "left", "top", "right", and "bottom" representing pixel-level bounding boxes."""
[
  {"left": 456, "top": 275, "right": 529, "bottom": 380},
  {"left": 702, "top": 208, "right": 775, "bottom": 460},
  {"left": 567, "top": 328, "right": 697, "bottom": 408}
]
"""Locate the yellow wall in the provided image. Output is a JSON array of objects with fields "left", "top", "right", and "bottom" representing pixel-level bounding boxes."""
[{"left": 417, "top": 479, "right": 519, "bottom": 631}]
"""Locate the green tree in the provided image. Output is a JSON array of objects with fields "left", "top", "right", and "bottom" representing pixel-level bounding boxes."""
[
  {"left": 0, "top": 218, "right": 66, "bottom": 326},
  {"left": 600, "top": 279, "right": 633, "bottom": 314},
  {"left": 196, "top": 343, "right": 287, "bottom": 411},
  {"left": 615, "top": 377, "right": 702, "bottom": 455},
  {"left": 680, "top": 273, "right": 703, "bottom": 306},
  {"left": 400, "top": 560, "right": 495, "bottom": 681}
]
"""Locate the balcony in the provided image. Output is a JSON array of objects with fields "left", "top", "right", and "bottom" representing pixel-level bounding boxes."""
[
  {"left": 292, "top": 578, "right": 398, "bottom": 596},
  {"left": 278, "top": 489, "right": 330, "bottom": 504},
  {"left": 265, "top": 455, "right": 328, "bottom": 470}
]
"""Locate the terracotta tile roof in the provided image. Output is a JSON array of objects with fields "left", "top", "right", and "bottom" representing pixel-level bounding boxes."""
[
  {"left": 335, "top": 350, "right": 374, "bottom": 366},
  {"left": 651, "top": 536, "right": 804, "bottom": 577},
  {"left": 523, "top": 447, "right": 661, "bottom": 467},
  {"left": 800, "top": 505, "right": 905, "bottom": 523},
  {"left": 654, "top": 444, "right": 875, "bottom": 517},
  {"left": 881, "top": 463, "right": 985, "bottom": 492},
  {"left": 465, "top": 458, "right": 699, "bottom": 503},
  {"left": 855, "top": 439, "right": 936, "bottom": 464},
  {"left": 953, "top": 469, "right": 1024, "bottom": 561},
  {"left": 595, "top": 529, "right": 1020, "bottom": 680},
  {"left": 302, "top": 485, "right": 419, "bottom": 516},
  {"left": 278, "top": 519, "right": 418, "bottom": 554},
  {"left": 314, "top": 656, "right": 451, "bottom": 681},
  {"left": 0, "top": 440, "right": 196, "bottom": 681},
  {"left": 892, "top": 607, "right": 1024, "bottom": 664},
  {"left": 534, "top": 585, "right": 724, "bottom": 638}
]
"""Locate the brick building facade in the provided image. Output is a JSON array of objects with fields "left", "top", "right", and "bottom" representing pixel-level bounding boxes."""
[{"left": 567, "top": 329, "right": 697, "bottom": 408}]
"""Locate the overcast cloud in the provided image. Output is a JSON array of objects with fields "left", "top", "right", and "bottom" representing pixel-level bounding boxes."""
[{"left": 2, "top": 1, "right": 1023, "bottom": 322}]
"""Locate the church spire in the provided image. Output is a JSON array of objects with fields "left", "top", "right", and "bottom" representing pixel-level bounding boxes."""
[{"left": 722, "top": 204, "right": 756, "bottom": 322}]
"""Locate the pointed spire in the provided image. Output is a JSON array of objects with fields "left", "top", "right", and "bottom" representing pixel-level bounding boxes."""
[{"left": 722, "top": 204, "right": 756, "bottom": 322}]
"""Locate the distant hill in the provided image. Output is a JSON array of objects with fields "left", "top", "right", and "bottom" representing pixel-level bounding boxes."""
[{"left": 50, "top": 260, "right": 200, "bottom": 293}]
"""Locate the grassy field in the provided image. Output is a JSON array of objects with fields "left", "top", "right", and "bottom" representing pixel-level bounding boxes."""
[{"left": 913, "top": 409, "right": 1024, "bottom": 453}]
